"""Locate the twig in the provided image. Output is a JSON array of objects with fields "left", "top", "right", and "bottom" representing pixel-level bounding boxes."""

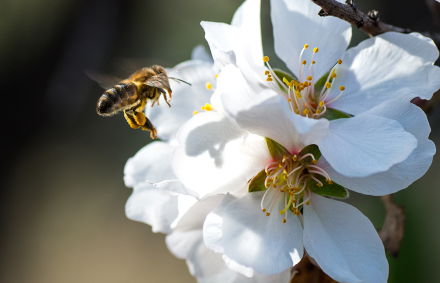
[
  {"left": 290, "top": 255, "right": 337, "bottom": 283},
  {"left": 378, "top": 195, "right": 406, "bottom": 258},
  {"left": 311, "top": 0, "right": 410, "bottom": 36}
]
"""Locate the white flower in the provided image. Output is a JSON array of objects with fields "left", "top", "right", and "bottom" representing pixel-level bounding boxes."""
[
  {"left": 124, "top": 48, "right": 290, "bottom": 282},
  {"left": 170, "top": 62, "right": 435, "bottom": 282}
]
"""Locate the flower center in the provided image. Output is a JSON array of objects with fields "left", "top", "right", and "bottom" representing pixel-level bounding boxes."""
[
  {"left": 260, "top": 151, "right": 332, "bottom": 223},
  {"left": 263, "top": 44, "right": 345, "bottom": 118}
]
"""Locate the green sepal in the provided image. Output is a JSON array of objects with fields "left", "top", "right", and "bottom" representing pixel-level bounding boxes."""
[
  {"left": 298, "top": 144, "right": 321, "bottom": 163},
  {"left": 248, "top": 170, "right": 267, "bottom": 192},
  {"left": 308, "top": 174, "right": 349, "bottom": 199},
  {"left": 313, "top": 71, "right": 330, "bottom": 95},
  {"left": 320, "top": 108, "right": 352, "bottom": 121},
  {"left": 265, "top": 137, "right": 290, "bottom": 160},
  {"left": 273, "top": 69, "right": 298, "bottom": 93}
]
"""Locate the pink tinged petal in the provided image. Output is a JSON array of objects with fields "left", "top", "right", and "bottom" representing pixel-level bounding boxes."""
[
  {"left": 172, "top": 111, "right": 270, "bottom": 199},
  {"left": 147, "top": 60, "right": 217, "bottom": 141},
  {"left": 211, "top": 65, "right": 254, "bottom": 118},
  {"left": 235, "top": 91, "right": 329, "bottom": 153},
  {"left": 191, "top": 44, "right": 214, "bottom": 63},
  {"left": 222, "top": 191, "right": 303, "bottom": 275},
  {"left": 125, "top": 182, "right": 178, "bottom": 233},
  {"left": 319, "top": 114, "right": 417, "bottom": 177},
  {"left": 271, "top": 0, "right": 351, "bottom": 81},
  {"left": 328, "top": 32, "right": 440, "bottom": 115},
  {"left": 123, "top": 141, "right": 176, "bottom": 188},
  {"left": 318, "top": 99, "right": 436, "bottom": 195},
  {"left": 303, "top": 194, "right": 388, "bottom": 283},
  {"left": 204, "top": 193, "right": 238, "bottom": 253}
]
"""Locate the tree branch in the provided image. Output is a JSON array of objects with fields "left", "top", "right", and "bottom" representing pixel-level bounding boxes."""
[{"left": 311, "top": 0, "right": 410, "bottom": 36}]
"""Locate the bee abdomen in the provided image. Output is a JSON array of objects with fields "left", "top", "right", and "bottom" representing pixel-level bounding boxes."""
[{"left": 96, "top": 83, "right": 138, "bottom": 116}]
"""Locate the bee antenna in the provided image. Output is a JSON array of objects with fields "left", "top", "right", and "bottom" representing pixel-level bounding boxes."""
[{"left": 169, "top": 77, "right": 191, "bottom": 86}]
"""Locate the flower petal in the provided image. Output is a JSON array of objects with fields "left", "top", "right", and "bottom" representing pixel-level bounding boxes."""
[
  {"left": 318, "top": 100, "right": 435, "bottom": 195},
  {"left": 123, "top": 141, "right": 176, "bottom": 188},
  {"left": 328, "top": 32, "right": 440, "bottom": 115},
  {"left": 125, "top": 182, "right": 178, "bottom": 233},
  {"left": 211, "top": 64, "right": 254, "bottom": 118},
  {"left": 172, "top": 111, "right": 270, "bottom": 199},
  {"left": 319, "top": 114, "right": 417, "bottom": 177},
  {"left": 235, "top": 90, "right": 329, "bottom": 153},
  {"left": 303, "top": 194, "right": 388, "bottom": 283},
  {"left": 271, "top": 0, "right": 351, "bottom": 80},
  {"left": 204, "top": 193, "right": 238, "bottom": 253},
  {"left": 222, "top": 191, "right": 303, "bottom": 274},
  {"left": 147, "top": 60, "right": 217, "bottom": 141},
  {"left": 191, "top": 44, "right": 214, "bottom": 63}
]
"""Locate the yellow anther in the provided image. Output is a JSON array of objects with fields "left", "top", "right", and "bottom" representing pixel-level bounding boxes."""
[
  {"left": 331, "top": 72, "right": 337, "bottom": 78},
  {"left": 279, "top": 164, "right": 283, "bottom": 168},
  {"left": 304, "top": 44, "right": 309, "bottom": 49},
  {"left": 294, "top": 210, "right": 300, "bottom": 215},
  {"left": 266, "top": 77, "right": 273, "bottom": 82},
  {"left": 302, "top": 60, "right": 307, "bottom": 65},
  {"left": 215, "top": 74, "right": 218, "bottom": 78},
  {"left": 306, "top": 201, "right": 311, "bottom": 205},
  {"left": 316, "top": 109, "right": 321, "bottom": 114},
  {"left": 319, "top": 101, "right": 325, "bottom": 107},
  {"left": 283, "top": 219, "right": 287, "bottom": 223},
  {"left": 266, "top": 212, "right": 270, "bottom": 216},
  {"left": 263, "top": 56, "right": 270, "bottom": 62},
  {"left": 339, "top": 86, "right": 345, "bottom": 91},
  {"left": 338, "top": 59, "right": 342, "bottom": 64},
  {"left": 303, "top": 109, "right": 310, "bottom": 115},
  {"left": 295, "top": 91, "right": 302, "bottom": 99},
  {"left": 294, "top": 109, "right": 300, "bottom": 114},
  {"left": 202, "top": 103, "right": 213, "bottom": 111},
  {"left": 326, "top": 179, "right": 333, "bottom": 184},
  {"left": 313, "top": 47, "right": 319, "bottom": 53},
  {"left": 287, "top": 98, "right": 292, "bottom": 102},
  {"left": 265, "top": 70, "right": 270, "bottom": 75},
  {"left": 193, "top": 110, "right": 199, "bottom": 115},
  {"left": 317, "top": 183, "right": 323, "bottom": 187},
  {"left": 262, "top": 208, "right": 266, "bottom": 212},
  {"left": 312, "top": 60, "right": 316, "bottom": 64},
  {"left": 283, "top": 77, "right": 289, "bottom": 84},
  {"left": 299, "top": 83, "right": 304, "bottom": 87},
  {"left": 307, "top": 76, "right": 313, "bottom": 81},
  {"left": 273, "top": 184, "right": 277, "bottom": 188},
  {"left": 206, "top": 82, "right": 212, "bottom": 90},
  {"left": 313, "top": 159, "right": 317, "bottom": 164},
  {"left": 292, "top": 199, "right": 297, "bottom": 203},
  {"left": 325, "top": 82, "right": 332, "bottom": 89},
  {"left": 292, "top": 155, "right": 297, "bottom": 161}
]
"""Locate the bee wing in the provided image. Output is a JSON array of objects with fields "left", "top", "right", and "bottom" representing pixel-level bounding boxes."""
[
  {"left": 85, "top": 70, "right": 122, "bottom": 90},
  {"left": 169, "top": 77, "right": 191, "bottom": 86},
  {"left": 144, "top": 75, "right": 172, "bottom": 91}
]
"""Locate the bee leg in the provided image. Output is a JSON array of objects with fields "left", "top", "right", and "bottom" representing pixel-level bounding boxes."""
[
  {"left": 124, "top": 110, "right": 141, "bottom": 129},
  {"left": 141, "top": 117, "right": 157, "bottom": 139},
  {"left": 133, "top": 111, "right": 147, "bottom": 126}
]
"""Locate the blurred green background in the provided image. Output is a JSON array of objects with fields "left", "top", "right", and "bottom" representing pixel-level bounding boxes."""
[{"left": 1, "top": 0, "right": 439, "bottom": 282}]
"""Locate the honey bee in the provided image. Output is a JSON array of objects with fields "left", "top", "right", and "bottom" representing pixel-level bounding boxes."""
[{"left": 95, "top": 65, "right": 190, "bottom": 139}]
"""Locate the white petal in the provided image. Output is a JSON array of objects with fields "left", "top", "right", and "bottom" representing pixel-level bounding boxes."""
[
  {"left": 328, "top": 32, "right": 440, "bottom": 115},
  {"left": 319, "top": 139, "right": 435, "bottom": 195},
  {"left": 303, "top": 194, "right": 388, "bottom": 283},
  {"left": 171, "top": 195, "right": 223, "bottom": 231},
  {"left": 222, "top": 191, "right": 303, "bottom": 274},
  {"left": 211, "top": 64, "right": 254, "bottom": 118},
  {"left": 271, "top": 0, "right": 351, "bottom": 80},
  {"left": 319, "top": 114, "right": 417, "bottom": 177},
  {"left": 201, "top": 19, "right": 267, "bottom": 92},
  {"left": 235, "top": 90, "right": 329, "bottom": 152},
  {"left": 172, "top": 111, "right": 270, "bottom": 199},
  {"left": 125, "top": 182, "right": 178, "bottom": 233},
  {"left": 147, "top": 60, "right": 217, "bottom": 141},
  {"left": 203, "top": 193, "right": 238, "bottom": 253},
  {"left": 123, "top": 141, "right": 176, "bottom": 188},
  {"left": 191, "top": 45, "right": 214, "bottom": 63},
  {"left": 149, "top": 179, "right": 200, "bottom": 199},
  {"left": 231, "top": 0, "right": 263, "bottom": 67}
]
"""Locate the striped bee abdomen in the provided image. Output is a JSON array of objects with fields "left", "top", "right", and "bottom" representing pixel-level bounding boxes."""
[{"left": 96, "top": 83, "right": 139, "bottom": 116}]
